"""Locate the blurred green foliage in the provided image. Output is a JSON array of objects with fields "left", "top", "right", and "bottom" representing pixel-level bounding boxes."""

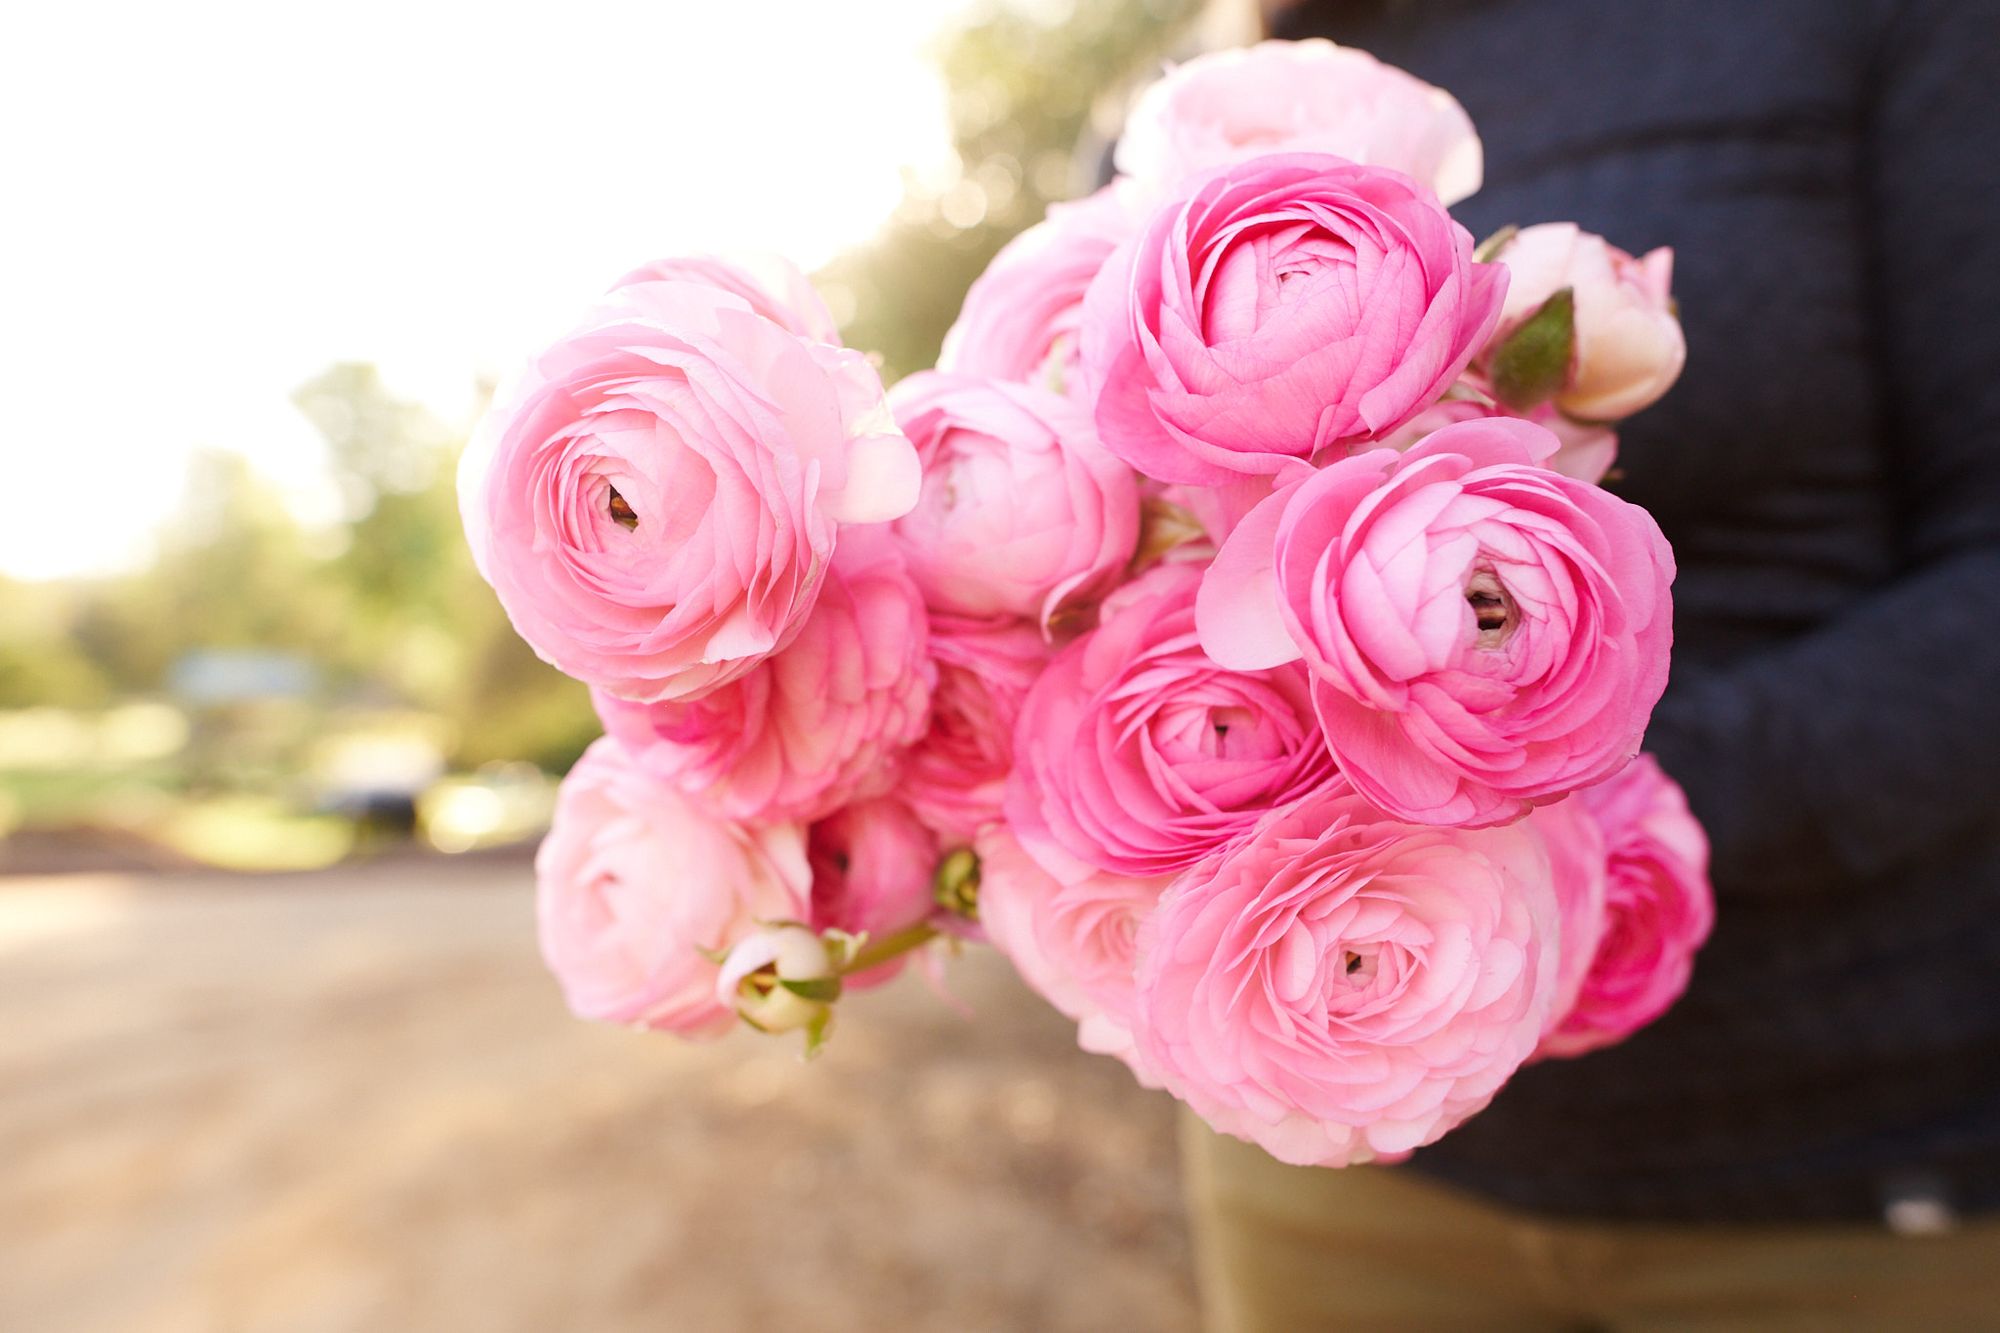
[{"left": 3, "top": 0, "right": 1198, "bottom": 810}]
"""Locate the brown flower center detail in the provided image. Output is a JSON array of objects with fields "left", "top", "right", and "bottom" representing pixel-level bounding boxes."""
[
  {"left": 1465, "top": 569, "right": 1519, "bottom": 649},
  {"left": 607, "top": 485, "right": 638, "bottom": 531}
]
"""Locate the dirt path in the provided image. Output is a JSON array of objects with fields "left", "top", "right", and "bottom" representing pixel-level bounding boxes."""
[{"left": 0, "top": 857, "right": 1195, "bottom": 1332}]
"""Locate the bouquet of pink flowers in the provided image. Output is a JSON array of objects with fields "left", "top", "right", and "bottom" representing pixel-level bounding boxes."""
[{"left": 460, "top": 39, "right": 1713, "bottom": 1167}]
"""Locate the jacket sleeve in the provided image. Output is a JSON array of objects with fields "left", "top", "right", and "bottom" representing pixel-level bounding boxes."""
[{"left": 1642, "top": 0, "right": 2000, "bottom": 897}]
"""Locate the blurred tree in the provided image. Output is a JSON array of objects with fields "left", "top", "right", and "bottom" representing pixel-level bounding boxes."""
[{"left": 816, "top": 0, "right": 1201, "bottom": 381}]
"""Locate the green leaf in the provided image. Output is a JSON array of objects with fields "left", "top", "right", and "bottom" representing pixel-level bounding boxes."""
[
  {"left": 778, "top": 976, "right": 843, "bottom": 1003},
  {"left": 1488, "top": 287, "right": 1576, "bottom": 412}
]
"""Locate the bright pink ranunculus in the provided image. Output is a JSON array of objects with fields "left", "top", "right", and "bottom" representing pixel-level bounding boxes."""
[
  {"left": 1486, "top": 223, "right": 1685, "bottom": 421},
  {"left": 1116, "top": 39, "right": 1484, "bottom": 207},
  {"left": 888, "top": 371, "right": 1140, "bottom": 629},
  {"left": 937, "top": 183, "right": 1140, "bottom": 399},
  {"left": 591, "top": 527, "right": 933, "bottom": 825},
  {"left": 975, "top": 825, "right": 1171, "bottom": 1077},
  {"left": 1539, "top": 755, "right": 1714, "bottom": 1058},
  {"left": 1133, "top": 783, "right": 1560, "bottom": 1166},
  {"left": 535, "top": 738, "right": 810, "bottom": 1037},
  {"left": 1384, "top": 396, "right": 1620, "bottom": 485},
  {"left": 460, "top": 274, "right": 920, "bottom": 703},
  {"left": 808, "top": 795, "right": 940, "bottom": 988},
  {"left": 1081, "top": 153, "right": 1507, "bottom": 485},
  {"left": 900, "top": 616, "right": 1054, "bottom": 847},
  {"left": 1524, "top": 797, "right": 1609, "bottom": 1044},
  {"left": 612, "top": 253, "right": 841, "bottom": 345},
  {"left": 1199, "top": 417, "right": 1675, "bottom": 827},
  {"left": 1008, "top": 560, "right": 1339, "bottom": 878}
]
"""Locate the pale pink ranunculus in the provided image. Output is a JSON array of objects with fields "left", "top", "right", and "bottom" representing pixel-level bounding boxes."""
[
  {"left": 1133, "top": 783, "right": 1561, "bottom": 1166},
  {"left": 591, "top": 527, "right": 933, "bottom": 825},
  {"left": 900, "top": 615, "right": 1055, "bottom": 847},
  {"left": 1199, "top": 417, "right": 1675, "bottom": 828},
  {"left": 937, "top": 183, "right": 1140, "bottom": 399},
  {"left": 460, "top": 274, "right": 920, "bottom": 703},
  {"left": 1487, "top": 223, "right": 1685, "bottom": 421},
  {"left": 1117, "top": 39, "right": 1484, "bottom": 208},
  {"left": 1082, "top": 153, "right": 1507, "bottom": 485},
  {"left": 888, "top": 371, "right": 1140, "bottom": 628},
  {"left": 808, "top": 795, "right": 940, "bottom": 988},
  {"left": 975, "top": 825, "right": 1171, "bottom": 1077},
  {"left": 1539, "top": 755, "right": 1714, "bottom": 1058},
  {"left": 1008, "top": 560, "right": 1339, "bottom": 878},
  {"left": 535, "top": 738, "right": 810, "bottom": 1037},
  {"left": 1383, "top": 395, "right": 1620, "bottom": 485},
  {"left": 612, "top": 253, "right": 841, "bottom": 345}
]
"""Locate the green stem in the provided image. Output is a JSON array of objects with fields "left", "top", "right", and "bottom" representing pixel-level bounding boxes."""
[{"left": 844, "top": 921, "right": 941, "bottom": 975}]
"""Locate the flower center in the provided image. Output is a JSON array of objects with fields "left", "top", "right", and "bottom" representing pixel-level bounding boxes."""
[
  {"left": 606, "top": 484, "right": 638, "bottom": 531},
  {"left": 1341, "top": 948, "right": 1378, "bottom": 985},
  {"left": 1465, "top": 569, "right": 1518, "bottom": 649}
]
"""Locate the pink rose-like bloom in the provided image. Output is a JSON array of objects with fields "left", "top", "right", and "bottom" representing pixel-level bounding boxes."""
[
  {"left": 1199, "top": 417, "right": 1675, "bottom": 827},
  {"left": 900, "top": 616, "right": 1054, "bottom": 846},
  {"left": 536, "top": 738, "right": 810, "bottom": 1037},
  {"left": 460, "top": 272, "right": 920, "bottom": 703},
  {"left": 1523, "top": 797, "right": 1609, "bottom": 1043},
  {"left": 975, "top": 826, "right": 1170, "bottom": 1077},
  {"left": 1488, "top": 222, "right": 1685, "bottom": 421},
  {"left": 1539, "top": 755, "right": 1714, "bottom": 1058},
  {"left": 1133, "top": 784, "right": 1560, "bottom": 1166},
  {"left": 1008, "top": 560, "right": 1339, "bottom": 878},
  {"left": 1384, "top": 395, "right": 1620, "bottom": 485},
  {"left": 1117, "top": 39, "right": 1484, "bottom": 207},
  {"left": 591, "top": 528, "right": 933, "bottom": 825},
  {"left": 1082, "top": 153, "right": 1507, "bottom": 485},
  {"left": 889, "top": 372, "right": 1140, "bottom": 628},
  {"left": 808, "top": 796, "right": 940, "bottom": 988},
  {"left": 937, "top": 183, "right": 1139, "bottom": 398},
  {"left": 612, "top": 253, "right": 841, "bottom": 345}
]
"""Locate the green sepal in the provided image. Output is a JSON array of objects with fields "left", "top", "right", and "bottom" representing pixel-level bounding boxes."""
[
  {"left": 1473, "top": 224, "right": 1520, "bottom": 265},
  {"left": 932, "top": 847, "right": 982, "bottom": 919},
  {"left": 800, "top": 1009, "right": 834, "bottom": 1060},
  {"left": 778, "top": 976, "right": 844, "bottom": 1003},
  {"left": 1488, "top": 287, "right": 1575, "bottom": 412}
]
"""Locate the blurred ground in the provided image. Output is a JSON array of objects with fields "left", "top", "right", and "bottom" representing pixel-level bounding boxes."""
[{"left": 0, "top": 854, "right": 1195, "bottom": 1333}]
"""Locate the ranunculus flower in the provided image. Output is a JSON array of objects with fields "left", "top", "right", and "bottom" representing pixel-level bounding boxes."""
[
  {"left": 1523, "top": 797, "right": 1609, "bottom": 1043},
  {"left": 808, "top": 795, "right": 940, "bottom": 987},
  {"left": 900, "top": 616, "right": 1054, "bottom": 847},
  {"left": 888, "top": 371, "right": 1140, "bottom": 628},
  {"left": 1116, "top": 39, "right": 1483, "bottom": 207},
  {"left": 591, "top": 527, "right": 933, "bottom": 825},
  {"left": 460, "top": 275, "right": 920, "bottom": 703},
  {"left": 716, "top": 922, "right": 841, "bottom": 1037},
  {"left": 536, "top": 738, "right": 810, "bottom": 1037},
  {"left": 1199, "top": 417, "right": 1674, "bottom": 827},
  {"left": 1133, "top": 784, "right": 1560, "bottom": 1166},
  {"left": 1082, "top": 153, "right": 1507, "bottom": 484},
  {"left": 936, "top": 183, "right": 1139, "bottom": 398},
  {"left": 1539, "top": 755, "right": 1714, "bottom": 1058},
  {"left": 1008, "top": 560, "right": 1339, "bottom": 878},
  {"left": 611, "top": 253, "right": 841, "bottom": 345},
  {"left": 1384, "top": 395, "right": 1620, "bottom": 485},
  {"left": 975, "top": 826, "right": 1171, "bottom": 1077},
  {"left": 1486, "top": 222, "right": 1685, "bottom": 421}
]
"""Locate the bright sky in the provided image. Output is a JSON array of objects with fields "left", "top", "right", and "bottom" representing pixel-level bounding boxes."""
[{"left": 0, "top": 0, "right": 974, "bottom": 580}]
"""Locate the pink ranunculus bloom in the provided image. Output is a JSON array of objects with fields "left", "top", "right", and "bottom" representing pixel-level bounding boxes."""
[
  {"left": 1198, "top": 417, "right": 1675, "bottom": 828},
  {"left": 591, "top": 527, "right": 934, "bottom": 825},
  {"left": 1008, "top": 559, "right": 1340, "bottom": 878},
  {"left": 888, "top": 371, "right": 1141, "bottom": 629},
  {"left": 1523, "top": 797, "right": 1610, "bottom": 1045},
  {"left": 535, "top": 738, "right": 811, "bottom": 1037},
  {"left": 1081, "top": 153, "right": 1508, "bottom": 485},
  {"left": 1384, "top": 395, "right": 1620, "bottom": 485},
  {"left": 1133, "top": 783, "right": 1561, "bottom": 1166},
  {"left": 807, "top": 795, "right": 940, "bottom": 988},
  {"left": 1116, "top": 39, "right": 1484, "bottom": 207},
  {"left": 1538, "top": 755, "right": 1714, "bottom": 1058},
  {"left": 1487, "top": 222, "right": 1686, "bottom": 421},
  {"left": 937, "top": 182, "right": 1141, "bottom": 399},
  {"left": 975, "top": 826, "right": 1171, "bottom": 1078},
  {"left": 611, "top": 253, "right": 841, "bottom": 345},
  {"left": 900, "top": 615, "right": 1055, "bottom": 847},
  {"left": 459, "top": 276, "right": 921, "bottom": 703}
]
